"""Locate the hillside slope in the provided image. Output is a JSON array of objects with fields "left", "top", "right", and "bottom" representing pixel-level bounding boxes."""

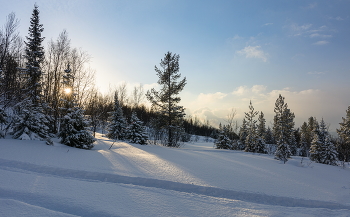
[{"left": 1, "top": 133, "right": 350, "bottom": 216}]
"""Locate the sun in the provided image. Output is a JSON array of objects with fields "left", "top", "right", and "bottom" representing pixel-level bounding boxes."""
[{"left": 64, "top": 88, "right": 72, "bottom": 94}]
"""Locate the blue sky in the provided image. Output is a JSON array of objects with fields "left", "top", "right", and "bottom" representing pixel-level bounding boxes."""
[{"left": 1, "top": 0, "right": 350, "bottom": 130}]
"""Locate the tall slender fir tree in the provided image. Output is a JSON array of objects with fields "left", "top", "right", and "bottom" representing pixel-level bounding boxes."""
[
  {"left": 274, "top": 94, "right": 293, "bottom": 163},
  {"left": 12, "top": 4, "right": 50, "bottom": 141}
]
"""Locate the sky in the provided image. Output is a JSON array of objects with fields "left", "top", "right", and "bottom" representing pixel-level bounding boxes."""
[{"left": 1, "top": 0, "right": 350, "bottom": 131}]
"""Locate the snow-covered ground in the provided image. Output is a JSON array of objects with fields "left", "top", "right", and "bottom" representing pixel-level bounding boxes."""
[{"left": 1, "top": 133, "right": 350, "bottom": 216}]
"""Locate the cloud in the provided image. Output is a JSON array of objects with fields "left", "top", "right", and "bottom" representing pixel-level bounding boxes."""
[
  {"left": 304, "top": 3, "right": 317, "bottom": 9},
  {"left": 309, "top": 33, "right": 332, "bottom": 38},
  {"left": 232, "top": 35, "right": 243, "bottom": 40},
  {"left": 329, "top": 16, "right": 344, "bottom": 21},
  {"left": 263, "top": 23, "right": 273, "bottom": 26},
  {"left": 232, "top": 86, "right": 249, "bottom": 96},
  {"left": 307, "top": 71, "right": 325, "bottom": 75},
  {"left": 313, "top": 40, "right": 329, "bottom": 45},
  {"left": 182, "top": 84, "right": 349, "bottom": 131},
  {"left": 252, "top": 85, "right": 267, "bottom": 93},
  {"left": 237, "top": 46, "right": 268, "bottom": 62}
]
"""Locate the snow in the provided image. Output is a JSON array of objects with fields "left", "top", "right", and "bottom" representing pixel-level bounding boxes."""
[{"left": 1, "top": 133, "right": 350, "bottom": 216}]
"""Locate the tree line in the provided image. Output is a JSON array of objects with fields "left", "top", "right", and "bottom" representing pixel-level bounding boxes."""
[{"left": 215, "top": 95, "right": 350, "bottom": 166}]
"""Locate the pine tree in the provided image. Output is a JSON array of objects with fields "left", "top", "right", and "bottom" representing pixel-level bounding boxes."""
[
  {"left": 12, "top": 4, "right": 49, "bottom": 141},
  {"left": 337, "top": 106, "right": 350, "bottom": 162},
  {"left": 273, "top": 94, "right": 293, "bottom": 163},
  {"left": 146, "top": 52, "right": 186, "bottom": 147},
  {"left": 215, "top": 125, "right": 232, "bottom": 149},
  {"left": 59, "top": 64, "right": 95, "bottom": 149},
  {"left": 106, "top": 93, "right": 127, "bottom": 140},
  {"left": 126, "top": 112, "right": 148, "bottom": 145}
]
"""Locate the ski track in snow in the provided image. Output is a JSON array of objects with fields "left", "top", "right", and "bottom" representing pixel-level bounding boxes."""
[{"left": 0, "top": 158, "right": 349, "bottom": 211}]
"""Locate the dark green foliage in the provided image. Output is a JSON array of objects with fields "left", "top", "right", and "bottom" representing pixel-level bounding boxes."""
[{"left": 23, "top": 4, "right": 45, "bottom": 106}]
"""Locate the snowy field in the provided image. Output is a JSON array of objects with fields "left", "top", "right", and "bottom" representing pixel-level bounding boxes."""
[{"left": 1, "top": 133, "right": 350, "bottom": 217}]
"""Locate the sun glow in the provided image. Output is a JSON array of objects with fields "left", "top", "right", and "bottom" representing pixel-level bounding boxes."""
[{"left": 64, "top": 88, "right": 72, "bottom": 94}]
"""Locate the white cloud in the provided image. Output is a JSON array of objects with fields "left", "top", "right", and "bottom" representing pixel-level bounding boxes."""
[
  {"left": 263, "top": 23, "right": 273, "bottom": 26},
  {"left": 307, "top": 71, "right": 325, "bottom": 75},
  {"left": 252, "top": 85, "right": 267, "bottom": 93},
  {"left": 232, "top": 86, "right": 249, "bottom": 96},
  {"left": 309, "top": 33, "right": 332, "bottom": 38},
  {"left": 237, "top": 46, "right": 268, "bottom": 62},
  {"left": 232, "top": 35, "right": 243, "bottom": 40},
  {"left": 305, "top": 3, "right": 317, "bottom": 9},
  {"left": 329, "top": 16, "right": 344, "bottom": 21},
  {"left": 313, "top": 40, "right": 329, "bottom": 45}
]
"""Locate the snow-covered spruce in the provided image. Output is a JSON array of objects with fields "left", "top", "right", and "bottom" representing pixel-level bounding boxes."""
[
  {"left": 244, "top": 101, "right": 265, "bottom": 153},
  {"left": 337, "top": 106, "right": 350, "bottom": 162},
  {"left": 12, "top": 100, "right": 49, "bottom": 140},
  {"left": 59, "top": 107, "right": 95, "bottom": 149},
  {"left": 310, "top": 118, "right": 338, "bottom": 166},
  {"left": 126, "top": 112, "right": 148, "bottom": 145},
  {"left": 215, "top": 125, "right": 232, "bottom": 149},
  {"left": 12, "top": 4, "right": 50, "bottom": 141},
  {"left": 273, "top": 95, "right": 293, "bottom": 163},
  {"left": 106, "top": 93, "right": 127, "bottom": 141},
  {"left": 59, "top": 64, "right": 95, "bottom": 149}
]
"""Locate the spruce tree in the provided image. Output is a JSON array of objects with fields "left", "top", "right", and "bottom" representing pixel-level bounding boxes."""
[
  {"left": 12, "top": 4, "right": 49, "bottom": 141},
  {"left": 106, "top": 93, "right": 127, "bottom": 140},
  {"left": 299, "top": 122, "right": 309, "bottom": 157},
  {"left": 310, "top": 118, "right": 338, "bottom": 165},
  {"left": 146, "top": 52, "right": 186, "bottom": 147},
  {"left": 273, "top": 94, "right": 293, "bottom": 163},
  {"left": 59, "top": 64, "right": 95, "bottom": 149},
  {"left": 215, "top": 125, "right": 232, "bottom": 149},
  {"left": 337, "top": 106, "right": 350, "bottom": 162},
  {"left": 127, "top": 112, "right": 148, "bottom": 145},
  {"left": 323, "top": 136, "right": 338, "bottom": 166},
  {"left": 264, "top": 127, "right": 274, "bottom": 144},
  {"left": 244, "top": 101, "right": 259, "bottom": 152},
  {"left": 257, "top": 112, "right": 266, "bottom": 139},
  {"left": 23, "top": 4, "right": 45, "bottom": 106},
  {"left": 239, "top": 118, "right": 248, "bottom": 149}
]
